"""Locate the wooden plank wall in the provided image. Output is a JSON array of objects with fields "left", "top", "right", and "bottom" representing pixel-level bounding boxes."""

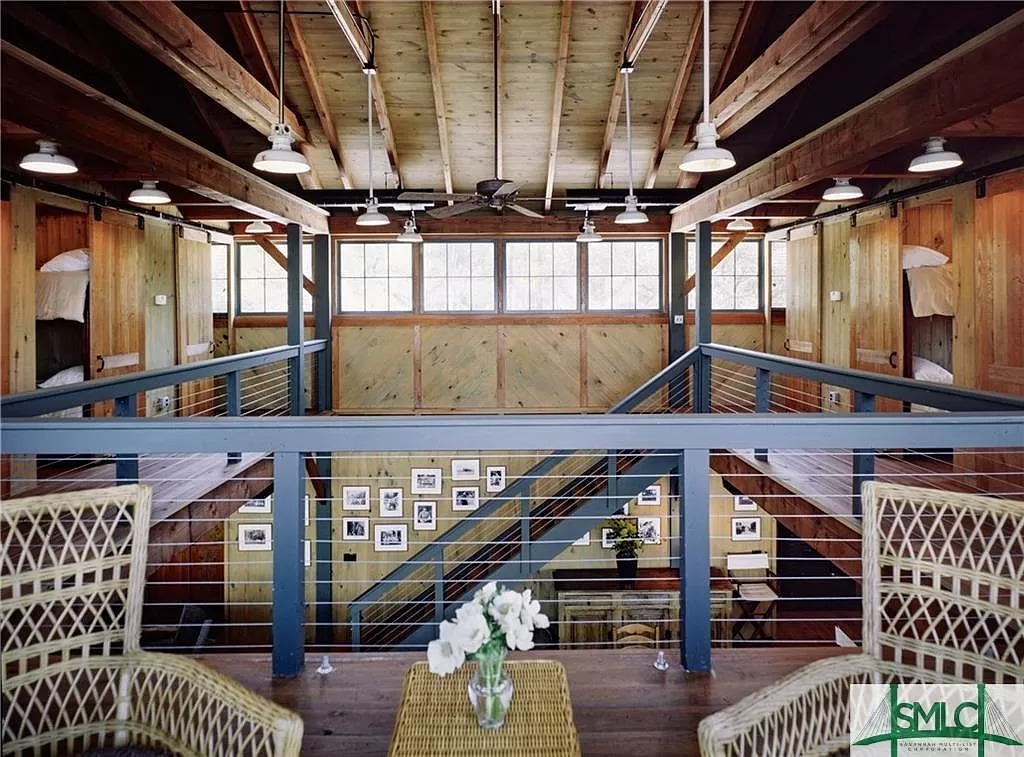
[
  {"left": 35, "top": 205, "right": 88, "bottom": 267},
  {"left": 175, "top": 228, "right": 214, "bottom": 415},
  {"left": 143, "top": 221, "right": 177, "bottom": 417},
  {"left": 783, "top": 225, "right": 821, "bottom": 410}
]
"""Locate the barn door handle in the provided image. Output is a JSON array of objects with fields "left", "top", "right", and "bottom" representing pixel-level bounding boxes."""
[
  {"left": 888, "top": 351, "right": 898, "bottom": 369},
  {"left": 95, "top": 355, "right": 105, "bottom": 373},
  {"left": 208, "top": 341, "right": 215, "bottom": 354},
  {"left": 783, "top": 338, "right": 791, "bottom": 351}
]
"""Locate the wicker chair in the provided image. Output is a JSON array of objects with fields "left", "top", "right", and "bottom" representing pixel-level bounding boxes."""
[
  {"left": 698, "top": 481, "right": 1023, "bottom": 756},
  {"left": 1, "top": 485, "right": 303, "bottom": 756}
]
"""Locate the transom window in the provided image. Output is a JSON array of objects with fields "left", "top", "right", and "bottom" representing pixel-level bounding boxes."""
[
  {"left": 686, "top": 239, "right": 761, "bottom": 311},
  {"left": 237, "top": 241, "right": 313, "bottom": 314},
  {"left": 337, "top": 242, "right": 413, "bottom": 312},
  {"left": 505, "top": 241, "right": 578, "bottom": 311},
  {"left": 423, "top": 242, "right": 496, "bottom": 312},
  {"left": 586, "top": 240, "right": 661, "bottom": 310}
]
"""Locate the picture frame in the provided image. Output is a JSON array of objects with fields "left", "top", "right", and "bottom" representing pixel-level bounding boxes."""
[
  {"left": 600, "top": 528, "right": 616, "bottom": 549},
  {"left": 572, "top": 532, "right": 591, "bottom": 547},
  {"left": 342, "top": 517, "right": 369, "bottom": 541},
  {"left": 734, "top": 494, "right": 758, "bottom": 512},
  {"left": 485, "top": 466, "right": 506, "bottom": 493},
  {"left": 637, "top": 485, "right": 661, "bottom": 506},
  {"left": 342, "top": 486, "right": 370, "bottom": 511},
  {"left": 239, "top": 494, "right": 272, "bottom": 514},
  {"left": 452, "top": 486, "right": 479, "bottom": 511},
  {"left": 379, "top": 487, "right": 404, "bottom": 518},
  {"left": 303, "top": 539, "right": 311, "bottom": 567},
  {"left": 638, "top": 516, "right": 661, "bottom": 545},
  {"left": 731, "top": 516, "right": 761, "bottom": 541},
  {"left": 614, "top": 502, "right": 630, "bottom": 518},
  {"left": 413, "top": 501, "right": 437, "bottom": 531},
  {"left": 238, "top": 523, "right": 272, "bottom": 551},
  {"left": 451, "top": 459, "right": 480, "bottom": 481},
  {"left": 374, "top": 524, "right": 408, "bottom": 552},
  {"left": 411, "top": 468, "right": 443, "bottom": 495}
]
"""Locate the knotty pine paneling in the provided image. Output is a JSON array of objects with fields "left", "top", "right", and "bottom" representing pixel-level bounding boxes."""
[
  {"left": 503, "top": 324, "right": 581, "bottom": 410},
  {"left": 904, "top": 203, "right": 954, "bottom": 372},
  {"left": 821, "top": 219, "right": 852, "bottom": 370},
  {"left": 143, "top": 221, "right": 177, "bottom": 417},
  {"left": 586, "top": 324, "right": 663, "bottom": 408},
  {"left": 234, "top": 326, "right": 315, "bottom": 413},
  {"left": 176, "top": 229, "right": 214, "bottom": 415},
  {"left": 35, "top": 205, "right": 88, "bottom": 269},
  {"left": 336, "top": 325, "right": 415, "bottom": 411},
  {"left": 784, "top": 228, "right": 822, "bottom": 411},
  {"left": 420, "top": 325, "right": 498, "bottom": 409}
]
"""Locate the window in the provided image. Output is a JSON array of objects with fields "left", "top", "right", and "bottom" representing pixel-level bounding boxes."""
[
  {"left": 586, "top": 240, "right": 661, "bottom": 310},
  {"left": 211, "top": 243, "right": 229, "bottom": 314},
  {"left": 504, "top": 241, "right": 578, "bottom": 311},
  {"left": 686, "top": 239, "right": 761, "bottom": 310},
  {"left": 769, "top": 240, "right": 787, "bottom": 308},
  {"left": 423, "top": 242, "right": 495, "bottom": 311},
  {"left": 237, "top": 241, "right": 313, "bottom": 313},
  {"left": 337, "top": 242, "right": 412, "bottom": 312}
]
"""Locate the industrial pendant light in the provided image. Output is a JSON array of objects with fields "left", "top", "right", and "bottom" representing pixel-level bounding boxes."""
[
  {"left": 19, "top": 140, "right": 78, "bottom": 175},
  {"left": 129, "top": 180, "right": 171, "bottom": 205},
  {"left": 822, "top": 177, "right": 863, "bottom": 202},
  {"left": 396, "top": 214, "right": 423, "bottom": 243},
  {"left": 615, "top": 66, "right": 648, "bottom": 225},
  {"left": 576, "top": 212, "right": 603, "bottom": 243},
  {"left": 357, "top": 66, "right": 390, "bottom": 227},
  {"left": 253, "top": 1, "right": 310, "bottom": 175},
  {"left": 725, "top": 218, "right": 753, "bottom": 232},
  {"left": 908, "top": 137, "right": 962, "bottom": 173},
  {"left": 679, "top": 0, "right": 735, "bottom": 173},
  {"left": 244, "top": 219, "right": 273, "bottom": 234}
]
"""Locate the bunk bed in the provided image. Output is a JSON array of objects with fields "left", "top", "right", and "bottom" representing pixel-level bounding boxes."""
[{"left": 35, "top": 247, "right": 89, "bottom": 416}]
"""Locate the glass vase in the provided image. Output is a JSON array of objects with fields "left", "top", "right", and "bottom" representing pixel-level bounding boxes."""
[{"left": 467, "top": 649, "right": 513, "bottom": 729}]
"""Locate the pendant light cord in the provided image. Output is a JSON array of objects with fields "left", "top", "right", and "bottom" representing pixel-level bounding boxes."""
[
  {"left": 367, "top": 68, "right": 375, "bottom": 200},
  {"left": 278, "top": 0, "right": 285, "bottom": 125},
  {"left": 701, "top": 0, "right": 710, "bottom": 125},
  {"left": 624, "top": 69, "right": 635, "bottom": 195}
]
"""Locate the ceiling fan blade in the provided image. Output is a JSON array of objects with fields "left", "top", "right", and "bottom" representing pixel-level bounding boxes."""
[
  {"left": 398, "top": 191, "right": 476, "bottom": 203},
  {"left": 426, "top": 199, "right": 484, "bottom": 218},
  {"left": 507, "top": 204, "right": 544, "bottom": 219},
  {"left": 491, "top": 181, "right": 519, "bottom": 199}
]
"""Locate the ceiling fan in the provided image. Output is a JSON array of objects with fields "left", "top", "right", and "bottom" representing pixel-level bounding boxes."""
[{"left": 398, "top": 2, "right": 542, "bottom": 220}]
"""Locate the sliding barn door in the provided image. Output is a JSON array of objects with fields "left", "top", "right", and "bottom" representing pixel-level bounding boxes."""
[
  {"left": 175, "top": 228, "right": 214, "bottom": 416},
  {"left": 849, "top": 209, "right": 902, "bottom": 412},
  {"left": 89, "top": 211, "right": 143, "bottom": 416},
  {"left": 783, "top": 226, "right": 821, "bottom": 411}
]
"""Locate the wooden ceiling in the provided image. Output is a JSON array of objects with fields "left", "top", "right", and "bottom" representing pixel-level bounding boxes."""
[{"left": 2, "top": 1, "right": 1023, "bottom": 234}]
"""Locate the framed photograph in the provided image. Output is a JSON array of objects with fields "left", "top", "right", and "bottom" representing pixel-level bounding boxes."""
[
  {"left": 731, "top": 517, "right": 761, "bottom": 541},
  {"left": 238, "top": 523, "right": 272, "bottom": 551},
  {"left": 303, "top": 539, "right": 311, "bottom": 567},
  {"left": 485, "top": 466, "right": 506, "bottom": 493},
  {"left": 374, "top": 524, "right": 408, "bottom": 552},
  {"left": 411, "top": 468, "right": 443, "bottom": 495},
  {"left": 343, "top": 486, "right": 370, "bottom": 511},
  {"left": 572, "top": 532, "right": 591, "bottom": 547},
  {"left": 452, "top": 486, "right": 479, "bottom": 511},
  {"left": 342, "top": 517, "right": 369, "bottom": 541},
  {"left": 638, "top": 516, "right": 661, "bottom": 545},
  {"left": 734, "top": 494, "right": 758, "bottom": 512},
  {"left": 600, "top": 528, "right": 616, "bottom": 549},
  {"left": 380, "top": 487, "right": 404, "bottom": 518},
  {"left": 451, "top": 459, "right": 480, "bottom": 481},
  {"left": 614, "top": 502, "right": 630, "bottom": 518},
  {"left": 637, "top": 485, "right": 661, "bottom": 506},
  {"left": 413, "top": 501, "right": 437, "bottom": 531},
  {"left": 239, "top": 494, "right": 272, "bottom": 514}
]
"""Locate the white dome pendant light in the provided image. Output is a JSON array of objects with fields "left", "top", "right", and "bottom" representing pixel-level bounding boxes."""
[
  {"left": 576, "top": 212, "right": 603, "bottom": 242},
  {"left": 908, "top": 137, "right": 963, "bottom": 173},
  {"left": 357, "top": 65, "right": 390, "bottom": 227},
  {"left": 679, "top": 0, "right": 736, "bottom": 173},
  {"left": 19, "top": 140, "right": 78, "bottom": 175},
  {"left": 725, "top": 217, "right": 753, "bottom": 232},
  {"left": 244, "top": 219, "right": 274, "bottom": 234},
  {"left": 822, "top": 177, "right": 863, "bottom": 202},
  {"left": 615, "top": 65, "right": 648, "bottom": 225},
  {"left": 253, "top": 1, "right": 310, "bottom": 175},
  {"left": 129, "top": 180, "right": 171, "bottom": 205},
  {"left": 396, "top": 213, "right": 423, "bottom": 243}
]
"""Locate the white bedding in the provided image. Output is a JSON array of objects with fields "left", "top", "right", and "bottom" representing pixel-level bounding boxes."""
[
  {"left": 36, "top": 270, "right": 89, "bottom": 322},
  {"left": 911, "top": 356, "right": 952, "bottom": 413},
  {"left": 905, "top": 263, "right": 954, "bottom": 317},
  {"left": 38, "top": 365, "right": 85, "bottom": 418}
]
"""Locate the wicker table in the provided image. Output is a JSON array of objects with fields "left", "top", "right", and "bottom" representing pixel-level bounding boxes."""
[{"left": 388, "top": 660, "right": 581, "bottom": 757}]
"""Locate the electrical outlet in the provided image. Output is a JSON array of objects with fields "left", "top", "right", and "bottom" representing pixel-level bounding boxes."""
[
  {"left": 828, "top": 390, "right": 841, "bottom": 407},
  {"left": 159, "top": 396, "right": 171, "bottom": 411}
]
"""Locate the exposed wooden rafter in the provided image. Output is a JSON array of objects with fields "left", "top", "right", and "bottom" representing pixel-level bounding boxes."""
[
  {"left": 421, "top": 1, "right": 454, "bottom": 197},
  {"left": 670, "top": 11, "right": 1024, "bottom": 230},
  {"left": 621, "top": 0, "right": 669, "bottom": 67},
  {"left": 225, "top": 0, "right": 280, "bottom": 95},
  {"left": 543, "top": 0, "right": 573, "bottom": 211},
  {"left": 681, "top": 232, "right": 746, "bottom": 296},
  {"left": 1, "top": 43, "right": 329, "bottom": 233},
  {"left": 942, "top": 99, "right": 1024, "bottom": 137},
  {"left": 493, "top": 2, "right": 503, "bottom": 179},
  {"left": 253, "top": 236, "right": 316, "bottom": 296}
]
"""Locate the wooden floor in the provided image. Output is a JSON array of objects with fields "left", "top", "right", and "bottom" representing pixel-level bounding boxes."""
[{"left": 200, "top": 647, "right": 846, "bottom": 756}]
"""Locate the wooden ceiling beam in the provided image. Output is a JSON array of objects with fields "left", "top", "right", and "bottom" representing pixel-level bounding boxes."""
[
  {"left": 284, "top": 1, "right": 352, "bottom": 190},
  {"left": 421, "top": 1, "right": 454, "bottom": 197},
  {"left": 326, "top": 0, "right": 401, "bottom": 186},
  {"left": 942, "top": 99, "right": 1024, "bottom": 137},
  {"left": 622, "top": 0, "right": 669, "bottom": 67},
  {"left": 226, "top": 0, "right": 280, "bottom": 95},
  {"left": 253, "top": 236, "right": 316, "bottom": 296},
  {"left": 89, "top": 1, "right": 308, "bottom": 143},
  {"left": 2, "top": 43, "right": 329, "bottom": 233},
  {"left": 643, "top": 5, "right": 702, "bottom": 188},
  {"left": 670, "top": 11, "right": 1024, "bottom": 231},
  {"left": 543, "top": 0, "right": 573, "bottom": 211},
  {"left": 494, "top": 2, "right": 503, "bottom": 180},
  {"left": 681, "top": 232, "right": 746, "bottom": 296}
]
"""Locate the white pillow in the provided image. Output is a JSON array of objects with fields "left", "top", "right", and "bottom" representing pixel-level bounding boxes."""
[
  {"left": 36, "top": 271, "right": 89, "bottom": 322},
  {"left": 40, "top": 248, "right": 90, "bottom": 272},
  {"left": 902, "top": 244, "right": 948, "bottom": 269},
  {"left": 38, "top": 365, "right": 85, "bottom": 388},
  {"left": 912, "top": 356, "right": 953, "bottom": 384}
]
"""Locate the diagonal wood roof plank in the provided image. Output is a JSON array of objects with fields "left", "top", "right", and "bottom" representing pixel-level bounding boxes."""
[
  {"left": 421, "top": 0, "right": 454, "bottom": 197},
  {"left": 670, "top": 11, "right": 1024, "bottom": 231},
  {"left": 543, "top": 0, "right": 574, "bottom": 211}
]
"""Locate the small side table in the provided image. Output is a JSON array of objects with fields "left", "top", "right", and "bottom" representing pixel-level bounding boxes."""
[{"left": 388, "top": 660, "right": 581, "bottom": 756}]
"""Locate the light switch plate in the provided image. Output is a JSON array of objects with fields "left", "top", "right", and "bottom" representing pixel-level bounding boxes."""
[
  {"left": 829, "top": 290, "right": 842, "bottom": 302},
  {"left": 154, "top": 294, "right": 168, "bottom": 306}
]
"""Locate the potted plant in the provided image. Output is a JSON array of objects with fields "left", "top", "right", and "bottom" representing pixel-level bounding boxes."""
[{"left": 606, "top": 518, "right": 644, "bottom": 586}]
